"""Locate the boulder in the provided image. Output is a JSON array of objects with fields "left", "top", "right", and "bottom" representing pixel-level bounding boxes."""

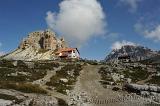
[
  {"left": 140, "top": 91, "right": 150, "bottom": 97},
  {"left": 124, "top": 84, "right": 160, "bottom": 95},
  {"left": 149, "top": 86, "right": 158, "bottom": 92},
  {"left": 126, "top": 78, "right": 132, "bottom": 83},
  {"left": 111, "top": 73, "right": 120, "bottom": 82},
  {"left": 60, "top": 78, "right": 68, "bottom": 83}
]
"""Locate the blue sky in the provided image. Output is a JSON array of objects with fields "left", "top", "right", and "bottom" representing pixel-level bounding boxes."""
[{"left": 0, "top": 0, "right": 160, "bottom": 60}]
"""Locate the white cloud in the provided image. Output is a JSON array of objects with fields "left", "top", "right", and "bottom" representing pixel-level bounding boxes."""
[
  {"left": 135, "top": 23, "right": 160, "bottom": 41},
  {"left": 46, "top": 0, "right": 106, "bottom": 47},
  {"left": 0, "top": 52, "right": 5, "bottom": 56},
  {"left": 0, "top": 42, "right": 4, "bottom": 56},
  {"left": 111, "top": 40, "right": 136, "bottom": 50},
  {"left": 145, "top": 25, "right": 160, "bottom": 41},
  {"left": 120, "top": 0, "right": 142, "bottom": 12}
]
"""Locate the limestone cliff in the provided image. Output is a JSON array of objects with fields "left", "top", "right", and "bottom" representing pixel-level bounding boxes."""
[{"left": 3, "top": 29, "right": 68, "bottom": 60}]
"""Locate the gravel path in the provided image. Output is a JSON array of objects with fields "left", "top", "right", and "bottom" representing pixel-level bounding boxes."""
[
  {"left": 32, "top": 67, "right": 68, "bottom": 102},
  {"left": 69, "top": 65, "right": 122, "bottom": 106},
  {"left": 79, "top": 65, "right": 119, "bottom": 98},
  {"left": 69, "top": 65, "right": 152, "bottom": 106},
  {"left": 32, "top": 67, "right": 61, "bottom": 86}
]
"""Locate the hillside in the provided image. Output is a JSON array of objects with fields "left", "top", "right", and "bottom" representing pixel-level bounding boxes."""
[
  {"left": 141, "top": 55, "right": 160, "bottom": 64},
  {"left": 2, "top": 29, "right": 68, "bottom": 61},
  {"left": 1, "top": 59, "right": 160, "bottom": 105}
]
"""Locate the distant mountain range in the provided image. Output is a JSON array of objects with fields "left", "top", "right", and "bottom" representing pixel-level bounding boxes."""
[{"left": 105, "top": 45, "right": 160, "bottom": 62}]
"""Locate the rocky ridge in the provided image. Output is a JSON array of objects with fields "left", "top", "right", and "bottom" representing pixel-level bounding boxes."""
[
  {"left": 105, "top": 45, "right": 159, "bottom": 62},
  {"left": 2, "top": 29, "right": 68, "bottom": 60}
]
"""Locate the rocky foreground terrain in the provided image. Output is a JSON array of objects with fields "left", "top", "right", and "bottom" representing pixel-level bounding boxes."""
[{"left": 0, "top": 58, "right": 160, "bottom": 106}]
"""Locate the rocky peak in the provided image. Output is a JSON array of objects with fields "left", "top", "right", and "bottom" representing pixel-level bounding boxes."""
[
  {"left": 105, "top": 45, "right": 159, "bottom": 62},
  {"left": 19, "top": 29, "right": 68, "bottom": 51},
  {"left": 3, "top": 29, "right": 69, "bottom": 60}
]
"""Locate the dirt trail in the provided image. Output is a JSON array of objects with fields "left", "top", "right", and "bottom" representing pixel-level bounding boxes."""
[
  {"left": 32, "top": 67, "right": 61, "bottom": 86},
  {"left": 69, "top": 65, "right": 123, "bottom": 106},
  {"left": 79, "top": 65, "right": 119, "bottom": 98},
  {"left": 70, "top": 65, "right": 150, "bottom": 106},
  {"left": 42, "top": 85, "right": 68, "bottom": 101},
  {"left": 32, "top": 67, "right": 68, "bottom": 101}
]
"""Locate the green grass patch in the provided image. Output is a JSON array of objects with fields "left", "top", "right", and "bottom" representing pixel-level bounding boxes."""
[
  {"left": 0, "top": 59, "right": 15, "bottom": 68},
  {"left": 0, "top": 82, "right": 47, "bottom": 94},
  {"left": 123, "top": 66, "right": 149, "bottom": 82},
  {"left": 147, "top": 76, "right": 160, "bottom": 86},
  {"left": 0, "top": 67, "right": 47, "bottom": 82},
  {"left": 58, "top": 98, "right": 68, "bottom": 106},
  {"left": 34, "top": 62, "right": 59, "bottom": 69},
  {"left": 46, "top": 64, "right": 82, "bottom": 94}
]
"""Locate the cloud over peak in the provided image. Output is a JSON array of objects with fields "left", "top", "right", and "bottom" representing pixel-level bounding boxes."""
[
  {"left": 111, "top": 40, "right": 136, "bottom": 50},
  {"left": 0, "top": 52, "right": 4, "bottom": 56},
  {"left": 0, "top": 42, "right": 4, "bottom": 56},
  {"left": 46, "top": 0, "right": 106, "bottom": 47}
]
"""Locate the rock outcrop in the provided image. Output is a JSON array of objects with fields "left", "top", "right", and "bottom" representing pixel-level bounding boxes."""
[
  {"left": 0, "top": 89, "right": 59, "bottom": 106},
  {"left": 3, "top": 29, "right": 68, "bottom": 60},
  {"left": 124, "top": 84, "right": 160, "bottom": 97}
]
